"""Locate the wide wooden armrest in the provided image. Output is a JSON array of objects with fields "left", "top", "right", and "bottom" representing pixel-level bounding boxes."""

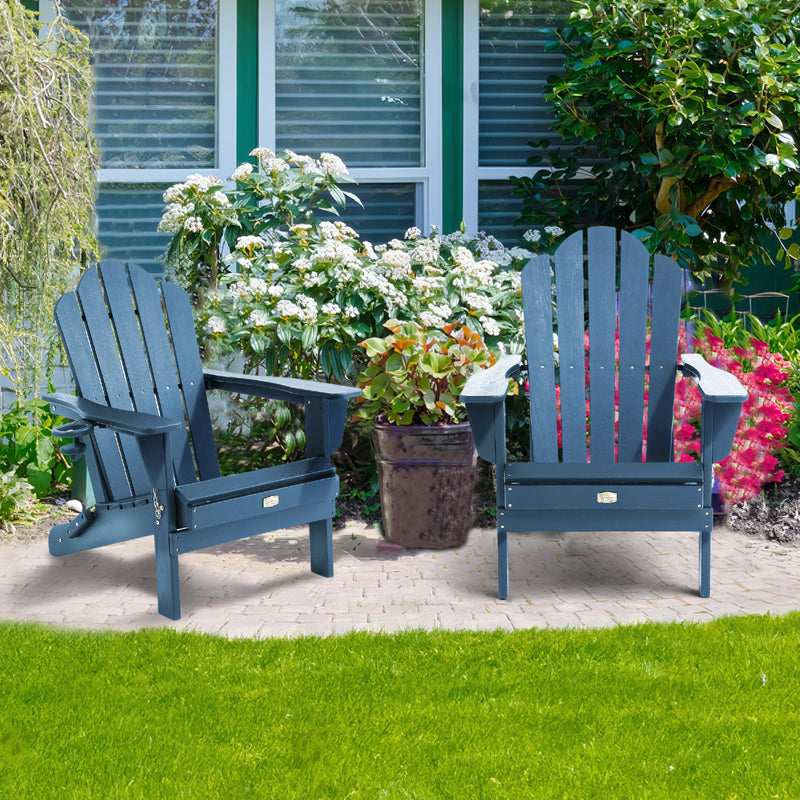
[
  {"left": 44, "top": 393, "right": 182, "bottom": 437},
  {"left": 461, "top": 355, "right": 522, "bottom": 405},
  {"left": 203, "top": 370, "right": 361, "bottom": 404},
  {"left": 680, "top": 354, "right": 747, "bottom": 463},
  {"left": 680, "top": 354, "right": 748, "bottom": 403}
]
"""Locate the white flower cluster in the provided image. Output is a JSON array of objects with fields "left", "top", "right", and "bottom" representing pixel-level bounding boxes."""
[
  {"left": 410, "top": 240, "right": 441, "bottom": 266},
  {"left": 249, "top": 147, "right": 291, "bottom": 174},
  {"left": 235, "top": 235, "right": 264, "bottom": 251},
  {"left": 163, "top": 174, "right": 223, "bottom": 203},
  {"left": 158, "top": 202, "right": 194, "bottom": 233},
  {"left": 320, "top": 152, "right": 348, "bottom": 177},
  {"left": 275, "top": 295, "right": 318, "bottom": 323},
  {"left": 404, "top": 226, "right": 422, "bottom": 240},
  {"left": 545, "top": 225, "right": 565, "bottom": 237},
  {"left": 465, "top": 293, "right": 494, "bottom": 314},
  {"left": 184, "top": 216, "right": 203, "bottom": 233},
  {"left": 246, "top": 309, "right": 270, "bottom": 328},
  {"left": 231, "top": 162, "right": 254, "bottom": 182},
  {"left": 319, "top": 220, "right": 358, "bottom": 240},
  {"left": 523, "top": 229, "right": 542, "bottom": 243},
  {"left": 380, "top": 249, "right": 413, "bottom": 280},
  {"left": 206, "top": 316, "right": 226, "bottom": 335}
]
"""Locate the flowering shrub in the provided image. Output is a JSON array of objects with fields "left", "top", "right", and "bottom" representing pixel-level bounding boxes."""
[
  {"left": 674, "top": 326, "right": 794, "bottom": 504},
  {"left": 159, "top": 148, "right": 359, "bottom": 303}
]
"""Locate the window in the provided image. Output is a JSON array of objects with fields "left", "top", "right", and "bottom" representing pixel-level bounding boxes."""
[
  {"left": 50, "top": 0, "right": 236, "bottom": 272},
  {"left": 260, "top": 0, "right": 442, "bottom": 239},
  {"left": 463, "top": 0, "right": 568, "bottom": 240}
]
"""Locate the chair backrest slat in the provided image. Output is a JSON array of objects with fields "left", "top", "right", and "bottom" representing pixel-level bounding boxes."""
[
  {"left": 587, "top": 226, "right": 618, "bottom": 463},
  {"left": 523, "top": 254, "right": 560, "bottom": 462},
  {"left": 646, "top": 255, "right": 683, "bottom": 461},
  {"left": 54, "top": 292, "right": 133, "bottom": 501},
  {"left": 554, "top": 231, "right": 587, "bottom": 463},
  {"left": 126, "top": 263, "right": 202, "bottom": 485},
  {"left": 616, "top": 233, "right": 650, "bottom": 462},
  {"left": 161, "top": 282, "right": 221, "bottom": 481},
  {"left": 73, "top": 269, "right": 152, "bottom": 495}
]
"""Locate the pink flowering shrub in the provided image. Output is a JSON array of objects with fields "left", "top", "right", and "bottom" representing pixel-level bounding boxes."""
[
  {"left": 526, "top": 325, "right": 794, "bottom": 503},
  {"left": 673, "top": 326, "right": 794, "bottom": 503}
]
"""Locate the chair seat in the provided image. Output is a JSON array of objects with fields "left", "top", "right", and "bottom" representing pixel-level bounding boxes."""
[
  {"left": 175, "top": 456, "right": 336, "bottom": 530},
  {"left": 505, "top": 460, "right": 703, "bottom": 486}
]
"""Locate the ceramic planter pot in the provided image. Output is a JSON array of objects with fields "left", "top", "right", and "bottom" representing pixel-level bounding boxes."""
[{"left": 372, "top": 422, "right": 477, "bottom": 548}]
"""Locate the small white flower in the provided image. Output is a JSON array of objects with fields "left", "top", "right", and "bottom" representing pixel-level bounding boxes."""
[
  {"left": 235, "top": 235, "right": 264, "bottom": 251},
  {"left": 276, "top": 299, "right": 302, "bottom": 318},
  {"left": 229, "top": 281, "right": 249, "bottom": 298},
  {"left": 231, "top": 162, "right": 254, "bottom": 182},
  {"left": 206, "top": 316, "right": 226, "bottom": 335},
  {"left": 163, "top": 184, "right": 184, "bottom": 203},
  {"left": 250, "top": 146, "right": 276, "bottom": 160},
  {"left": 544, "top": 225, "right": 565, "bottom": 237},
  {"left": 321, "top": 302, "right": 341, "bottom": 316},
  {"left": 247, "top": 309, "right": 270, "bottom": 328},
  {"left": 268, "top": 285, "right": 284, "bottom": 297},
  {"left": 249, "top": 278, "right": 268, "bottom": 296},
  {"left": 319, "top": 152, "right": 348, "bottom": 177},
  {"left": 344, "top": 305, "right": 359, "bottom": 318},
  {"left": 480, "top": 316, "right": 500, "bottom": 337},
  {"left": 523, "top": 229, "right": 542, "bottom": 243},
  {"left": 213, "top": 191, "right": 231, "bottom": 207},
  {"left": 404, "top": 226, "right": 422, "bottom": 240},
  {"left": 183, "top": 216, "right": 203, "bottom": 233},
  {"left": 238, "top": 257, "right": 253, "bottom": 270},
  {"left": 509, "top": 247, "right": 533, "bottom": 260}
]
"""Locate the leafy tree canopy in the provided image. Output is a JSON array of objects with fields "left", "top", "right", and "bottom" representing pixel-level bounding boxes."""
[{"left": 512, "top": 0, "right": 800, "bottom": 288}]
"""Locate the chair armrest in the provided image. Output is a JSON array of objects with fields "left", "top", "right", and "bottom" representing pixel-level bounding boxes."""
[
  {"left": 44, "top": 393, "right": 183, "bottom": 437},
  {"left": 461, "top": 356, "right": 521, "bottom": 464},
  {"left": 680, "top": 354, "right": 748, "bottom": 464},
  {"left": 461, "top": 355, "right": 522, "bottom": 405},
  {"left": 203, "top": 369, "right": 361, "bottom": 404},
  {"left": 680, "top": 354, "right": 748, "bottom": 403}
]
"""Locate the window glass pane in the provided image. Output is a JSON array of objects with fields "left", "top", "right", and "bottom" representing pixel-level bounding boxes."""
[
  {"left": 336, "top": 183, "right": 418, "bottom": 244},
  {"left": 479, "top": 2, "right": 568, "bottom": 167},
  {"left": 478, "top": 181, "right": 527, "bottom": 244},
  {"left": 275, "top": 1, "right": 423, "bottom": 167},
  {"left": 96, "top": 184, "right": 171, "bottom": 273},
  {"left": 62, "top": 0, "right": 217, "bottom": 169}
]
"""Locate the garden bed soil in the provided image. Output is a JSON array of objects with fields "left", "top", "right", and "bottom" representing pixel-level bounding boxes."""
[{"left": 728, "top": 477, "right": 800, "bottom": 545}]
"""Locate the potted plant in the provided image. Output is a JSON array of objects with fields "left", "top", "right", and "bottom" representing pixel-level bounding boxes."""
[{"left": 354, "top": 319, "right": 496, "bottom": 548}]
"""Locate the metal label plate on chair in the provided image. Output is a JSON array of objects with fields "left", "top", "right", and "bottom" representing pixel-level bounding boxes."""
[
  {"left": 597, "top": 491, "right": 618, "bottom": 504},
  {"left": 262, "top": 495, "right": 280, "bottom": 508}
]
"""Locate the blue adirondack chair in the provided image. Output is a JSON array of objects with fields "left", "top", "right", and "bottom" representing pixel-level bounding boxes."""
[
  {"left": 44, "top": 261, "right": 360, "bottom": 620},
  {"left": 462, "top": 227, "right": 748, "bottom": 599}
]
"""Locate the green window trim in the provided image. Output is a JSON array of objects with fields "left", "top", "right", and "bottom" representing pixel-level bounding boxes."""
[
  {"left": 236, "top": 0, "right": 259, "bottom": 164},
  {"left": 441, "top": 0, "right": 463, "bottom": 232}
]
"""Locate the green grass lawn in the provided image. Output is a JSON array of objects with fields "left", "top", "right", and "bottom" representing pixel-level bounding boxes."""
[{"left": 1, "top": 613, "right": 799, "bottom": 799}]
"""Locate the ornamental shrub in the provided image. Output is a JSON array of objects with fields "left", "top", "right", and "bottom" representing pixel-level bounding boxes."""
[{"left": 674, "top": 325, "right": 794, "bottom": 503}]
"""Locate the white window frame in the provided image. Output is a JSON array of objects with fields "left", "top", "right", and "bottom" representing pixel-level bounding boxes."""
[
  {"left": 258, "top": 0, "right": 442, "bottom": 231},
  {"left": 461, "top": 0, "right": 546, "bottom": 232},
  {"left": 42, "top": 0, "right": 238, "bottom": 187}
]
